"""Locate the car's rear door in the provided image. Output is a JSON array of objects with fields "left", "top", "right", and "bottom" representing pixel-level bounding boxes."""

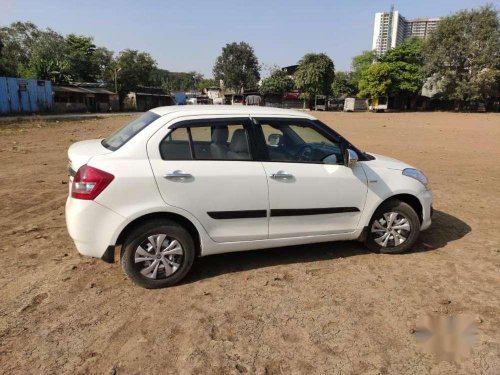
[
  {"left": 254, "top": 117, "right": 368, "bottom": 239},
  {"left": 147, "top": 116, "right": 269, "bottom": 242}
]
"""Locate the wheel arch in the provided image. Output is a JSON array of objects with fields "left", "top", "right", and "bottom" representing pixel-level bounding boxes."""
[
  {"left": 115, "top": 212, "right": 202, "bottom": 259},
  {"left": 378, "top": 193, "right": 423, "bottom": 223},
  {"left": 358, "top": 193, "right": 423, "bottom": 244}
]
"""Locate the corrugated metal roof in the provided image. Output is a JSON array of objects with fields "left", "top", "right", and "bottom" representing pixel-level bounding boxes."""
[
  {"left": 53, "top": 86, "right": 91, "bottom": 94},
  {"left": 87, "top": 87, "right": 116, "bottom": 95},
  {"left": 53, "top": 86, "right": 116, "bottom": 95}
]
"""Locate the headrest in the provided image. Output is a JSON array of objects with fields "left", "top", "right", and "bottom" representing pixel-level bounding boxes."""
[
  {"left": 229, "top": 129, "right": 248, "bottom": 153},
  {"left": 211, "top": 126, "right": 228, "bottom": 145}
]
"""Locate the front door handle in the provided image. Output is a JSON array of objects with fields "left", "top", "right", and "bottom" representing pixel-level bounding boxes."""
[
  {"left": 270, "top": 171, "right": 294, "bottom": 179},
  {"left": 163, "top": 170, "right": 193, "bottom": 180}
]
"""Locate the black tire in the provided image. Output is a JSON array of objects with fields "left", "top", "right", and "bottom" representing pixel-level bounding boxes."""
[
  {"left": 365, "top": 200, "right": 420, "bottom": 254},
  {"left": 121, "top": 219, "right": 195, "bottom": 288}
]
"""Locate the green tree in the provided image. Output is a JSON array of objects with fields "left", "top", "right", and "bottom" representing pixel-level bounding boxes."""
[
  {"left": 30, "top": 58, "right": 72, "bottom": 84},
  {"left": 0, "top": 22, "right": 40, "bottom": 76},
  {"left": 90, "top": 46, "right": 113, "bottom": 81},
  {"left": 150, "top": 69, "right": 203, "bottom": 92},
  {"left": 197, "top": 78, "right": 217, "bottom": 92},
  {"left": 22, "top": 28, "right": 67, "bottom": 79},
  {"left": 0, "top": 22, "right": 112, "bottom": 83},
  {"left": 358, "top": 63, "right": 392, "bottom": 99},
  {"left": 294, "top": 53, "right": 335, "bottom": 102},
  {"left": 331, "top": 71, "right": 357, "bottom": 98},
  {"left": 110, "top": 49, "right": 157, "bottom": 105},
  {"left": 357, "top": 38, "right": 425, "bottom": 106},
  {"left": 424, "top": 5, "right": 500, "bottom": 105},
  {"left": 351, "top": 50, "right": 377, "bottom": 84},
  {"left": 0, "top": 37, "right": 4, "bottom": 76},
  {"left": 213, "top": 42, "right": 260, "bottom": 93},
  {"left": 64, "top": 34, "right": 96, "bottom": 81},
  {"left": 260, "top": 69, "right": 294, "bottom": 97}
]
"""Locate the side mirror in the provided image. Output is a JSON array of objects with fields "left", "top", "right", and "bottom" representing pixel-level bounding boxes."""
[
  {"left": 346, "top": 149, "right": 359, "bottom": 168},
  {"left": 268, "top": 133, "right": 282, "bottom": 147}
]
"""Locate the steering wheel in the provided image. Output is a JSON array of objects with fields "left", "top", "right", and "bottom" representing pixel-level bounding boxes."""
[{"left": 297, "top": 145, "right": 313, "bottom": 162}]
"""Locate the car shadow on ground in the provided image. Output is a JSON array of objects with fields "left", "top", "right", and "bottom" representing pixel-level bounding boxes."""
[{"left": 185, "top": 209, "right": 471, "bottom": 284}]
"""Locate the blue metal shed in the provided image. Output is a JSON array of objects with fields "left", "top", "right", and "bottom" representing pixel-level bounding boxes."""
[{"left": 0, "top": 77, "right": 53, "bottom": 114}]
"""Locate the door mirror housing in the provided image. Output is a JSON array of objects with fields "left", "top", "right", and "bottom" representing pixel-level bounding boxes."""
[
  {"left": 268, "top": 133, "right": 282, "bottom": 147},
  {"left": 346, "top": 149, "right": 359, "bottom": 168}
]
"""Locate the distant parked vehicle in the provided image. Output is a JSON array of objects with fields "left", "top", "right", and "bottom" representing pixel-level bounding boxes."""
[
  {"left": 344, "top": 98, "right": 368, "bottom": 112},
  {"left": 245, "top": 95, "right": 262, "bottom": 106},
  {"left": 223, "top": 94, "right": 245, "bottom": 105},
  {"left": 232, "top": 95, "right": 244, "bottom": 105},
  {"left": 327, "top": 99, "right": 343, "bottom": 111},
  {"left": 369, "top": 97, "right": 388, "bottom": 112},
  {"left": 174, "top": 92, "right": 187, "bottom": 105},
  {"left": 314, "top": 95, "right": 327, "bottom": 111}
]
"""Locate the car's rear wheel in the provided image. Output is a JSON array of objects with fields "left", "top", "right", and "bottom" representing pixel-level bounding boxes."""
[
  {"left": 121, "top": 219, "right": 195, "bottom": 288},
  {"left": 366, "top": 200, "right": 420, "bottom": 254}
]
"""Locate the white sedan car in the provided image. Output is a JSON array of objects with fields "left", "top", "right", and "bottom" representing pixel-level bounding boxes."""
[{"left": 66, "top": 106, "right": 432, "bottom": 288}]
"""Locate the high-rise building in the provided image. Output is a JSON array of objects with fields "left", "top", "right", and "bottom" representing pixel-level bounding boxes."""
[
  {"left": 372, "top": 9, "right": 441, "bottom": 56},
  {"left": 406, "top": 18, "right": 441, "bottom": 39}
]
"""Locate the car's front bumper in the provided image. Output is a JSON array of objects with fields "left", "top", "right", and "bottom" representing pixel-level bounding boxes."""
[
  {"left": 65, "top": 197, "right": 125, "bottom": 259},
  {"left": 418, "top": 189, "right": 433, "bottom": 231}
]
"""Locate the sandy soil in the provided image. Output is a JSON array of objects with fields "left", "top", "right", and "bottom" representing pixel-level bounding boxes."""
[{"left": 0, "top": 111, "right": 499, "bottom": 374}]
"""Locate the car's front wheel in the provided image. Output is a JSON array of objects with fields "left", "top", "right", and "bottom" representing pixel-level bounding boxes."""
[
  {"left": 366, "top": 200, "right": 420, "bottom": 254},
  {"left": 121, "top": 219, "right": 195, "bottom": 288}
]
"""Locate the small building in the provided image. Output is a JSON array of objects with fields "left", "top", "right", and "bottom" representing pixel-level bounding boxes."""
[
  {"left": 123, "top": 86, "right": 176, "bottom": 111},
  {"left": 0, "top": 77, "right": 53, "bottom": 114},
  {"left": 203, "top": 87, "right": 221, "bottom": 100},
  {"left": 53, "top": 84, "right": 118, "bottom": 113}
]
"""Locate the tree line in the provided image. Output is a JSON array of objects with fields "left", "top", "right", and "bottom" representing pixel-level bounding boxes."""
[
  {"left": 0, "top": 21, "right": 214, "bottom": 103},
  {"left": 0, "top": 4, "right": 498, "bottom": 109},
  {"left": 260, "top": 5, "right": 499, "bottom": 109}
]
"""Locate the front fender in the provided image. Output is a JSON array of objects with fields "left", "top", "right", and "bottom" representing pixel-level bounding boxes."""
[{"left": 359, "top": 163, "right": 429, "bottom": 227}]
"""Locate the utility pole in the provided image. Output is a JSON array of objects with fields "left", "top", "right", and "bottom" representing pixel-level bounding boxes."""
[{"left": 114, "top": 67, "right": 121, "bottom": 94}]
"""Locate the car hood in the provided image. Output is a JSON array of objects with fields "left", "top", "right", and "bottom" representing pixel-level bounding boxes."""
[{"left": 364, "top": 152, "right": 414, "bottom": 171}]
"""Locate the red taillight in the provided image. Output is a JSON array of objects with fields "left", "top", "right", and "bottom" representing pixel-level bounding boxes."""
[{"left": 71, "top": 165, "right": 114, "bottom": 200}]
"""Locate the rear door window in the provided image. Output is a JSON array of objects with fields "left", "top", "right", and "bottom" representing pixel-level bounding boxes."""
[
  {"left": 160, "top": 128, "right": 192, "bottom": 160},
  {"left": 160, "top": 120, "right": 252, "bottom": 161}
]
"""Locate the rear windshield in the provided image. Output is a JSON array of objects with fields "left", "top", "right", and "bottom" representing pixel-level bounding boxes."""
[{"left": 102, "top": 111, "right": 160, "bottom": 151}]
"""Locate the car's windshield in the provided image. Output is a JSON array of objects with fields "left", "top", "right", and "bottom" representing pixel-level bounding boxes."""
[{"left": 102, "top": 111, "right": 160, "bottom": 151}]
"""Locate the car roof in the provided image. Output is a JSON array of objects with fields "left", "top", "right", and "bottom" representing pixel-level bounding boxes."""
[{"left": 149, "top": 105, "right": 317, "bottom": 120}]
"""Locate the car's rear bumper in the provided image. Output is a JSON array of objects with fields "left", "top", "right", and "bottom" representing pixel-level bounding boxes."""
[
  {"left": 65, "top": 197, "right": 125, "bottom": 259},
  {"left": 418, "top": 189, "right": 433, "bottom": 231}
]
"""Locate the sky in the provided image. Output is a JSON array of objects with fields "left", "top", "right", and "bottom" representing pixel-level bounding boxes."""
[{"left": 0, "top": 0, "right": 496, "bottom": 77}]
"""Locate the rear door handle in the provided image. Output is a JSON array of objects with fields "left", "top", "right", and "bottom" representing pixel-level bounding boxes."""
[
  {"left": 270, "top": 171, "right": 294, "bottom": 179},
  {"left": 163, "top": 170, "right": 193, "bottom": 180}
]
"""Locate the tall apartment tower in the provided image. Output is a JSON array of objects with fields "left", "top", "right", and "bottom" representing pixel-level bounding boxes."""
[
  {"left": 406, "top": 18, "right": 441, "bottom": 38},
  {"left": 372, "top": 9, "right": 407, "bottom": 56},
  {"left": 372, "top": 9, "right": 440, "bottom": 56}
]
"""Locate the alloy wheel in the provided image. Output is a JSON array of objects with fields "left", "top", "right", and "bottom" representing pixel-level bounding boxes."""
[
  {"left": 370, "top": 211, "right": 411, "bottom": 248},
  {"left": 134, "top": 234, "right": 184, "bottom": 279}
]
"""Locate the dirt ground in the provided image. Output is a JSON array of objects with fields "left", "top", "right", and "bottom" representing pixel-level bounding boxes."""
[{"left": 0, "top": 111, "right": 499, "bottom": 374}]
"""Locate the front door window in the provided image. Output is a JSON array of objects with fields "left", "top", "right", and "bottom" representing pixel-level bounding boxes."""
[{"left": 260, "top": 120, "right": 343, "bottom": 165}]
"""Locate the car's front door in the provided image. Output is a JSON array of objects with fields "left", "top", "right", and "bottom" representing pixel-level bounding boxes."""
[
  {"left": 147, "top": 117, "right": 269, "bottom": 242},
  {"left": 254, "top": 117, "right": 368, "bottom": 239}
]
